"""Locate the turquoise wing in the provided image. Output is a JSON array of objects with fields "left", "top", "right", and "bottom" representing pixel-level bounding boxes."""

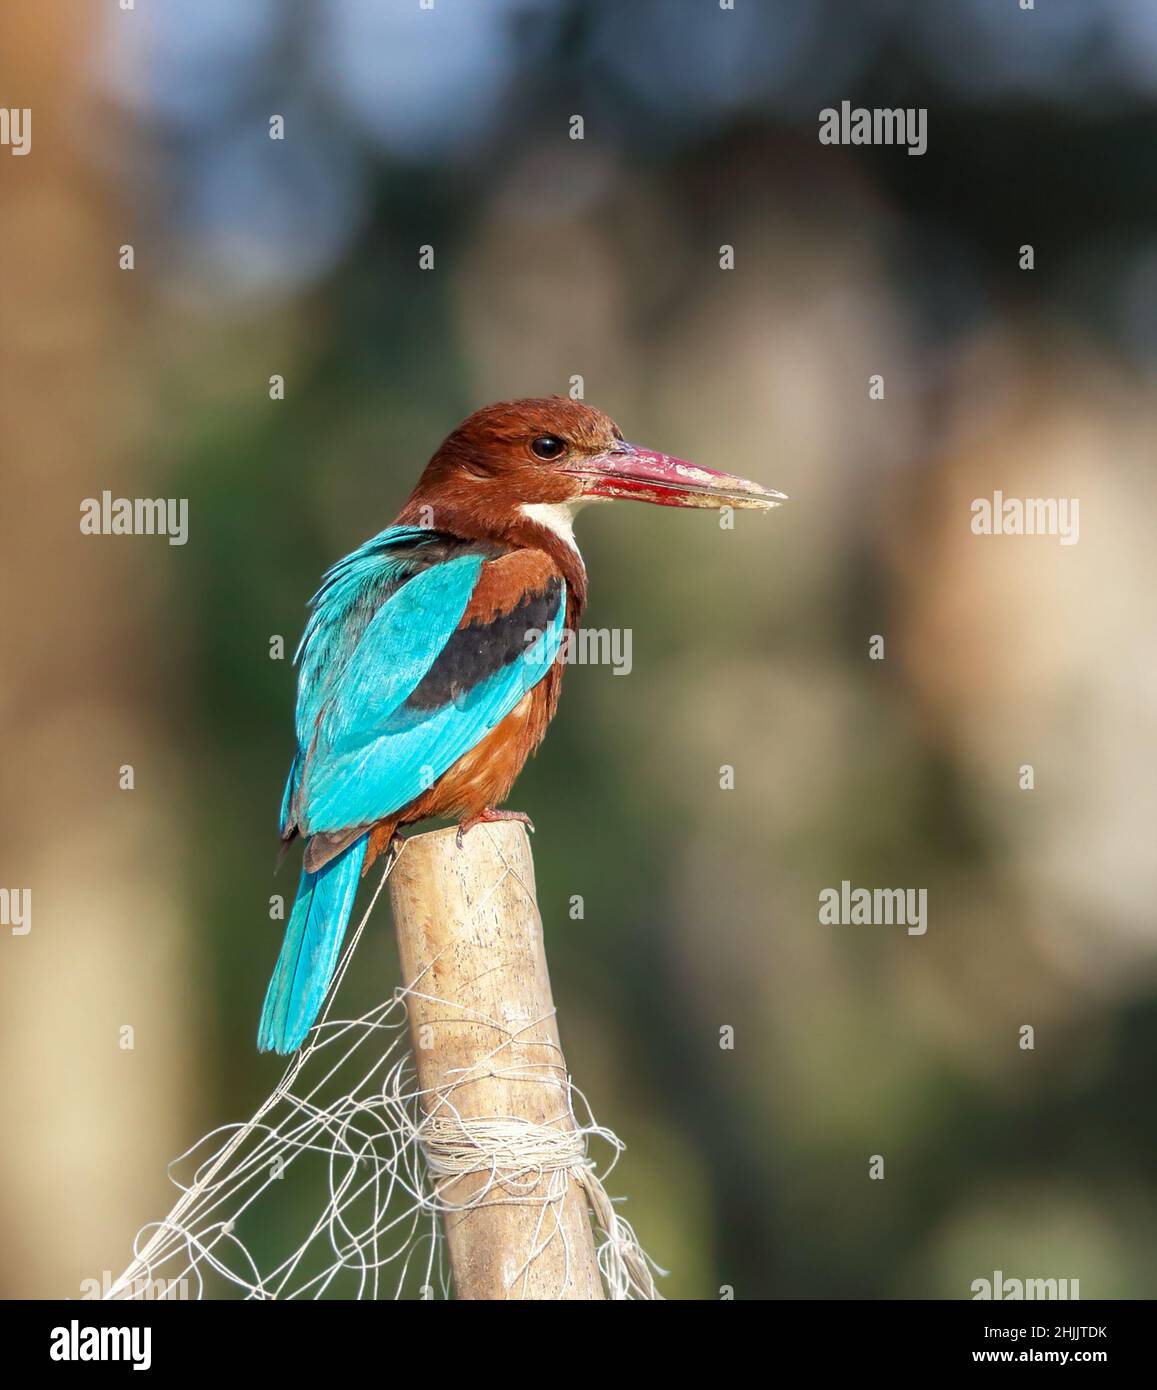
[
  {"left": 285, "top": 534, "right": 565, "bottom": 837},
  {"left": 280, "top": 531, "right": 483, "bottom": 835}
]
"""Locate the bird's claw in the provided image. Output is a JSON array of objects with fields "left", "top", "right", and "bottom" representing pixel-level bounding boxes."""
[{"left": 456, "top": 809, "right": 535, "bottom": 849}]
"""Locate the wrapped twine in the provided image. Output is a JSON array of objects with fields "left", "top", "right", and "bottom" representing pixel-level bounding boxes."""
[{"left": 413, "top": 1110, "right": 662, "bottom": 1300}]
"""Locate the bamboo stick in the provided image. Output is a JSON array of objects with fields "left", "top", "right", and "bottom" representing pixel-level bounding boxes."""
[{"left": 389, "top": 822, "right": 604, "bottom": 1300}]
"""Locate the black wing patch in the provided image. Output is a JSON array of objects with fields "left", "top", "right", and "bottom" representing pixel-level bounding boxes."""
[{"left": 405, "top": 575, "right": 563, "bottom": 711}]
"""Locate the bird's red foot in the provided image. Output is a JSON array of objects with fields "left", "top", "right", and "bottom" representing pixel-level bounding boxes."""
[{"left": 456, "top": 808, "right": 535, "bottom": 849}]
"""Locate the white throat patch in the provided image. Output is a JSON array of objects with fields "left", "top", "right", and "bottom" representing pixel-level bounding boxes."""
[{"left": 519, "top": 501, "right": 584, "bottom": 555}]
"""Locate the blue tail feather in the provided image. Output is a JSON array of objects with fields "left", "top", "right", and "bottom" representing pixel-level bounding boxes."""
[{"left": 258, "top": 835, "right": 368, "bottom": 1055}]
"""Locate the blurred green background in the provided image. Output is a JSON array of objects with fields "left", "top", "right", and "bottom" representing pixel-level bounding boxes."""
[{"left": 2, "top": 0, "right": 1157, "bottom": 1299}]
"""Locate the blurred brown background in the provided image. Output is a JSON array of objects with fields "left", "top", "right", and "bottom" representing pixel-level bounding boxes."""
[{"left": 2, "top": 0, "right": 1156, "bottom": 1299}]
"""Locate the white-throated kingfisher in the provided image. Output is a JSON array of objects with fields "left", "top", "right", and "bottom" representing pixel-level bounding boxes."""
[{"left": 259, "top": 398, "right": 785, "bottom": 1053}]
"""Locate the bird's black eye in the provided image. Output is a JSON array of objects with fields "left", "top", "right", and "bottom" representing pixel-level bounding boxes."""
[{"left": 530, "top": 435, "right": 567, "bottom": 461}]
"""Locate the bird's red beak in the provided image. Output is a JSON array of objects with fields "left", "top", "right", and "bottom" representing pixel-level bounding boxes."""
[{"left": 565, "top": 441, "right": 786, "bottom": 511}]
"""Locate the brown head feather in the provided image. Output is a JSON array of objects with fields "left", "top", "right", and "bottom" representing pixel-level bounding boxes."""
[{"left": 395, "top": 397, "right": 623, "bottom": 614}]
